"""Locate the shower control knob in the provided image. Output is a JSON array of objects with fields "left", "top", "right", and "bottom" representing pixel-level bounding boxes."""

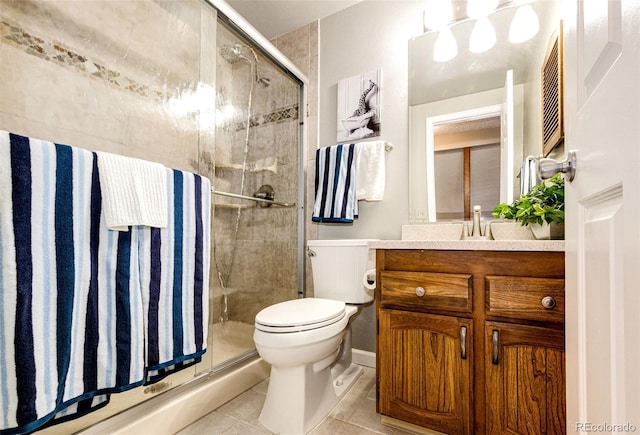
[{"left": 415, "top": 287, "right": 426, "bottom": 297}]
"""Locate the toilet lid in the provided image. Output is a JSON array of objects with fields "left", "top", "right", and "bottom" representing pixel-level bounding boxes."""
[{"left": 255, "top": 298, "right": 346, "bottom": 333}]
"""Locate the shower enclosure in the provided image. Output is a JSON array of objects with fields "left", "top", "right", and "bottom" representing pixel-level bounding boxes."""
[
  {"left": 202, "top": 18, "right": 304, "bottom": 372},
  {"left": 0, "top": 0, "right": 305, "bottom": 431}
]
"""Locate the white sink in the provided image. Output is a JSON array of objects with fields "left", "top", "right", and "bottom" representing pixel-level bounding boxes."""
[
  {"left": 489, "top": 221, "right": 535, "bottom": 240},
  {"left": 401, "top": 223, "right": 465, "bottom": 241}
]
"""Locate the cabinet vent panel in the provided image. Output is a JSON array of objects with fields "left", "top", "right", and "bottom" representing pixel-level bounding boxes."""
[{"left": 542, "top": 22, "right": 564, "bottom": 157}]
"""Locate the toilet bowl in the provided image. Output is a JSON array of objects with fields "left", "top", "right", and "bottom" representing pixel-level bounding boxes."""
[{"left": 253, "top": 239, "right": 376, "bottom": 434}]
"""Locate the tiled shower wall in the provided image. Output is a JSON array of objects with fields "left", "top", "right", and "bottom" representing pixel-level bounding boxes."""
[
  {"left": 271, "top": 21, "right": 320, "bottom": 298},
  {"left": 0, "top": 0, "right": 214, "bottom": 171}
]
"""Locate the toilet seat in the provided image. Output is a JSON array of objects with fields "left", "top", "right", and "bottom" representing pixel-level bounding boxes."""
[{"left": 255, "top": 298, "right": 346, "bottom": 333}]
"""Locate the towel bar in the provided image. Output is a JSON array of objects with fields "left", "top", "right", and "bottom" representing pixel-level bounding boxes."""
[{"left": 212, "top": 189, "right": 296, "bottom": 207}]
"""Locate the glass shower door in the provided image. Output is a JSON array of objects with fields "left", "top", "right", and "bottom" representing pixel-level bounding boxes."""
[{"left": 200, "top": 19, "right": 303, "bottom": 372}]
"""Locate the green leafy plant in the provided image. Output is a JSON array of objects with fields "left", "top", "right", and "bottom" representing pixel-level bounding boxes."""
[{"left": 492, "top": 173, "right": 565, "bottom": 226}]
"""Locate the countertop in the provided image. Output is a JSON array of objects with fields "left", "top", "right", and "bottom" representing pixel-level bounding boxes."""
[{"left": 369, "top": 239, "right": 565, "bottom": 252}]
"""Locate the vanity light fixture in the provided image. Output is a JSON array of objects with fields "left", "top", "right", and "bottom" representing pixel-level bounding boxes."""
[
  {"left": 508, "top": 4, "right": 540, "bottom": 43},
  {"left": 423, "top": 0, "right": 453, "bottom": 31},
  {"left": 424, "top": 0, "right": 540, "bottom": 61},
  {"left": 469, "top": 16, "right": 496, "bottom": 53},
  {"left": 466, "top": 0, "right": 499, "bottom": 19},
  {"left": 433, "top": 27, "right": 458, "bottom": 63}
]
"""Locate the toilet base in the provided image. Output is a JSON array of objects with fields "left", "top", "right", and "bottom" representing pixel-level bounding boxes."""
[{"left": 259, "top": 362, "right": 363, "bottom": 434}]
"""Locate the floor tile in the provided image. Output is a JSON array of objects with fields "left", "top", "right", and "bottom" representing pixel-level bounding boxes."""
[{"left": 178, "top": 365, "right": 404, "bottom": 435}]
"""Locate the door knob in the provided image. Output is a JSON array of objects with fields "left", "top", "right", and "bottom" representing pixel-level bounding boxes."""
[{"left": 538, "top": 150, "right": 577, "bottom": 182}]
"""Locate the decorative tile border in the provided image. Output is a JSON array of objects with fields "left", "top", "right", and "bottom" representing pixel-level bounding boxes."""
[
  {"left": 1, "top": 19, "right": 163, "bottom": 100},
  {"left": 233, "top": 103, "right": 299, "bottom": 131},
  {"left": 1, "top": 18, "right": 299, "bottom": 128}
]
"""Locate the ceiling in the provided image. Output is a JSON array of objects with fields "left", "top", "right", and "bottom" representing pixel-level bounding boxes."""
[{"left": 225, "top": 0, "right": 361, "bottom": 39}]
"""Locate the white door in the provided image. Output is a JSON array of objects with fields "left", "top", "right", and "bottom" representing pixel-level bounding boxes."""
[
  {"left": 564, "top": 0, "right": 640, "bottom": 433},
  {"left": 500, "top": 69, "right": 514, "bottom": 204}
]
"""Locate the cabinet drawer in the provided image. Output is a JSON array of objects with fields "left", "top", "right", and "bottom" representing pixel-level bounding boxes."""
[
  {"left": 486, "top": 276, "right": 565, "bottom": 322},
  {"left": 380, "top": 271, "right": 472, "bottom": 313}
]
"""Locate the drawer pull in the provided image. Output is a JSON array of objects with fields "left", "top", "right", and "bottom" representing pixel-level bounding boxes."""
[
  {"left": 541, "top": 296, "right": 557, "bottom": 309},
  {"left": 460, "top": 326, "right": 467, "bottom": 360},
  {"left": 415, "top": 286, "right": 425, "bottom": 297},
  {"left": 492, "top": 330, "right": 499, "bottom": 365}
]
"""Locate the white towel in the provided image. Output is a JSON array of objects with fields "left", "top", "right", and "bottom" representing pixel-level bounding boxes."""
[
  {"left": 96, "top": 151, "right": 168, "bottom": 231},
  {"left": 355, "top": 140, "right": 386, "bottom": 201},
  {"left": 520, "top": 155, "right": 538, "bottom": 196}
]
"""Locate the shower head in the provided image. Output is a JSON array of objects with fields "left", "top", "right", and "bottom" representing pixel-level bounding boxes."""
[
  {"left": 220, "top": 42, "right": 271, "bottom": 87},
  {"left": 220, "top": 43, "right": 247, "bottom": 64}
]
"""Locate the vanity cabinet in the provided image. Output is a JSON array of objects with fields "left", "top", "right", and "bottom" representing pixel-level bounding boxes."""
[
  {"left": 485, "top": 321, "right": 565, "bottom": 434},
  {"left": 375, "top": 248, "right": 565, "bottom": 435},
  {"left": 378, "top": 309, "right": 472, "bottom": 434}
]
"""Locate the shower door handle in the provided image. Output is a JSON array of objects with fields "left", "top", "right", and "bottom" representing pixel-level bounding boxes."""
[{"left": 212, "top": 189, "right": 296, "bottom": 207}]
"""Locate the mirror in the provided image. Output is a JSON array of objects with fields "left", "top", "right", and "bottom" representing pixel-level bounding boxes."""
[{"left": 408, "top": 0, "right": 564, "bottom": 223}]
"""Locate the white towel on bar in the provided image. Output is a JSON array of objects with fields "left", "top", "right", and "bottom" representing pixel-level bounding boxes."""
[
  {"left": 355, "top": 140, "right": 386, "bottom": 201},
  {"left": 96, "top": 151, "right": 168, "bottom": 231},
  {"left": 520, "top": 155, "right": 538, "bottom": 196}
]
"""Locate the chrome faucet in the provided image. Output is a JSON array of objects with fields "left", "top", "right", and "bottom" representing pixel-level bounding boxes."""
[{"left": 471, "top": 205, "right": 483, "bottom": 237}]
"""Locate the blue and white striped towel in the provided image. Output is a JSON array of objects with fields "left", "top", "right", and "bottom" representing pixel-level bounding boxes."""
[
  {"left": 0, "top": 131, "right": 210, "bottom": 434},
  {"left": 312, "top": 144, "right": 358, "bottom": 223},
  {"left": 138, "top": 168, "right": 210, "bottom": 384},
  {"left": 0, "top": 131, "right": 146, "bottom": 434}
]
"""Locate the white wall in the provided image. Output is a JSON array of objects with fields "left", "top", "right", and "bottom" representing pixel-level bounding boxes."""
[
  {"left": 317, "top": 1, "right": 424, "bottom": 351},
  {"left": 318, "top": 1, "right": 424, "bottom": 240}
]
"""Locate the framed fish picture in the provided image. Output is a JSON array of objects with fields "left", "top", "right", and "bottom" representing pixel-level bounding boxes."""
[{"left": 336, "top": 69, "right": 381, "bottom": 142}]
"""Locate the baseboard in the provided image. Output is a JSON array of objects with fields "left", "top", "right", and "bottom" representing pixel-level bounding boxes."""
[{"left": 352, "top": 349, "right": 376, "bottom": 368}]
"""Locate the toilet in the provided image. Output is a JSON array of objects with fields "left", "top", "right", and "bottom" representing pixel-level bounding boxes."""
[{"left": 253, "top": 239, "right": 376, "bottom": 434}]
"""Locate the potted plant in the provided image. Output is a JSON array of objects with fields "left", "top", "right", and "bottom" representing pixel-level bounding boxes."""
[{"left": 492, "top": 173, "right": 565, "bottom": 239}]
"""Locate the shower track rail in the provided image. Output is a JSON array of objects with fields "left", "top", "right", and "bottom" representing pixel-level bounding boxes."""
[{"left": 212, "top": 189, "right": 296, "bottom": 207}]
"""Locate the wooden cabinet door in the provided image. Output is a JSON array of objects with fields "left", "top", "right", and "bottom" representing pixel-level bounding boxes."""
[
  {"left": 379, "top": 309, "right": 472, "bottom": 434},
  {"left": 485, "top": 321, "right": 565, "bottom": 435}
]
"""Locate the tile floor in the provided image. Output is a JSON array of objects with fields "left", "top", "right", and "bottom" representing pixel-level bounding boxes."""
[{"left": 176, "top": 366, "right": 413, "bottom": 434}]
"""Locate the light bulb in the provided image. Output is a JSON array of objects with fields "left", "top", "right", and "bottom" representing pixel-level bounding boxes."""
[
  {"left": 433, "top": 27, "right": 458, "bottom": 62},
  {"left": 509, "top": 5, "right": 540, "bottom": 43},
  {"left": 423, "top": 0, "right": 453, "bottom": 30},
  {"left": 469, "top": 17, "right": 496, "bottom": 53},
  {"left": 466, "top": 0, "right": 499, "bottom": 19}
]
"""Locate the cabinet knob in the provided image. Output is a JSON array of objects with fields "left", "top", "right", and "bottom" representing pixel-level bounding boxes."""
[
  {"left": 541, "top": 296, "right": 556, "bottom": 309},
  {"left": 415, "top": 286, "right": 425, "bottom": 297}
]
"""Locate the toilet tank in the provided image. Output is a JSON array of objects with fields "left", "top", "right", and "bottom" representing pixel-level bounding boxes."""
[{"left": 307, "top": 239, "right": 377, "bottom": 304}]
